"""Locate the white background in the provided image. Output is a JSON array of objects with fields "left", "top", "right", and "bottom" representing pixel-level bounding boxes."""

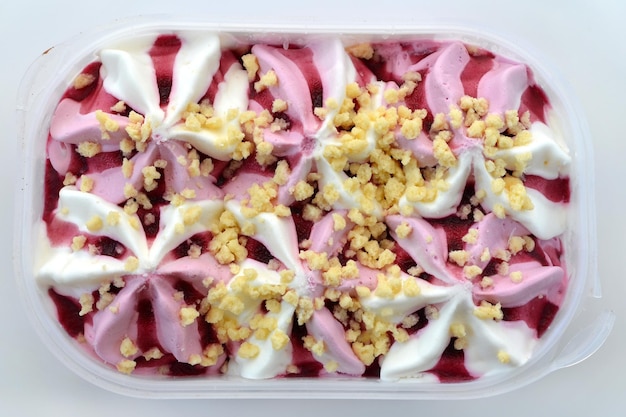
[{"left": 1, "top": 0, "right": 624, "bottom": 415}]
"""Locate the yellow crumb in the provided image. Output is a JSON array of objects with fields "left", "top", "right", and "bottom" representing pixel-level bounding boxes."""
[
  {"left": 124, "top": 199, "right": 139, "bottom": 215},
  {"left": 86, "top": 215, "right": 103, "bottom": 232},
  {"left": 142, "top": 165, "right": 161, "bottom": 192},
  {"left": 110, "top": 101, "right": 126, "bottom": 113},
  {"left": 510, "top": 271, "right": 523, "bottom": 283},
  {"left": 242, "top": 54, "right": 259, "bottom": 82},
  {"left": 497, "top": 261, "right": 510, "bottom": 276},
  {"left": 433, "top": 137, "right": 456, "bottom": 167},
  {"left": 128, "top": 217, "right": 141, "bottom": 230},
  {"left": 303, "top": 335, "right": 326, "bottom": 356},
  {"left": 402, "top": 71, "right": 422, "bottom": 82},
  {"left": 332, "top": 212, "right": 347, "bottom": 231},
  {"left": 71, "top": 235, "right": 87, "bottom": 252},
  {"left": 116, "top": 359, "right": 137, "bottom": 374},
  {"left": 179, "top": 306, "right": 200, "bottom": 327},
  {"left": 473, "top": 300, "right": 503, "bottom": 320},
  {"left": 523, "top": 236, "right": 535, "bottom": 252},
  {"left": 493, "top": 203, "right": 506, "bottom": 219},
  {"left": 95, "top": 110, "right": 120, "bottom": 139},
  {"left": 462, "top": 229, "right": 478, "bottom": 244},
  {"left": 400, "top": 118, "right": 422, "bottom": 139},
  {"left": 302, "top": 204, "right": 323, "bottom": 222},
  {"left": 448, "top": 107, "right": 463, "bottom": 129},
  {"left": 270, "top": 329, "right": 290, "bottom": 350},
  {"left": 123, "top": 183, "right": 138, "bottom": 199},
  {"left": 120, "top": 138, "right": 135, "bottom": 154},
  {"left": 78, "top": 293, "right": 93, "bottom": 316},
  {"left": 431, "top": 113, "right": 449, "bottom": 132},
  {"left": 73, "top": 73, "right": 95, "bottom": 89},
  {"left": 467, "top": 120, "right": 486, "bottom": 138},
  {"left": 403, "top": 278, "right": 421, "bottom": 297},
  {"left": 394, "top": 221, "right": 412, "bottom": 238},
  {"left": 352, "top": 342, "right": 375, "bottom": 366},
  {"left": 272, "top": 99, "right": 288, "bottom": 113},
  {"left": 238, "top": 342, "right": 261, "bottom": 359},
  {"left": 120, "top": 337, "right": 138, "bottom": 358},
  {"left": 278, "top": 270, "right": 294, "bottom": 284},
  {"left": 324, "top": 360, "right": 339, "bottom": 373},
  {"left": 504, "top": 177, "right": 534, "bottom": 211},
  {"left": 485, "top": 113, "right": 504, "bottom": 130},
  {"left": 124, "top": 256, "right": 139, "bottom": 272},
  {"left": 448, "top": 250, "right": 469, "bottom": 266},
  {"left": 187, "top": 244, "right": 201, "bottom": 259},
  {"left": 480, "top": 276, "right": 494, "bottom": 288},
  {"left": 292, "top": 181, "right": 314, "bottom": 201},
  {"left": 346, "top": 43, "right": 374, "bottom": 59},
  {"left": 425, "top": 305, "right": 440, "bottom": 320},
  {"left": 254, "top": 70, "right": 278, "bottom": 92},
  {"left": 201, "top": 344, "right": 224, "bottom": 367},
  {"left": 449, "top": 322, "right": 466, "bottom": 338},
  {"left": 76, "top": 141, "right": 102, "bottom": 158},
  {"left": 143, "top": 347, "right": 164, "bottom": 361},
  {"left": 463, "top": 265, "right": 483, "bottom": 279},
  {"left": 182, "top": 205, "right": 202, "bottom": 226},
  {"left": 79, "top": 175, "right": 94, "bottom": 192},
  {"left": 136, "top": 193, "right": 152, "bottom": 210},
  {"left": 508, "top": 236, "right": 526, "bottom": 255},
  {"left": 63, "top": 173, "right": 77, "bottom": 186},
  {"left": 121, "top": 158, "right": 134, "bottom": 179}
]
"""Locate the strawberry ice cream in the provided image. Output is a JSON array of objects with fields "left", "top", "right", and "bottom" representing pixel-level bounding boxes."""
[{"left": 36, "top": 32, "right": 570, "bottom": 381}]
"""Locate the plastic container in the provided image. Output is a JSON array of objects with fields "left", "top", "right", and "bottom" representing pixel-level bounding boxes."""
[{"left": 14, "top": 17, "right": 614, "bottom": 399}]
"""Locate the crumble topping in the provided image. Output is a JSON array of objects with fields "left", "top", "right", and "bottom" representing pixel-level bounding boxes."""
[
  {"left": 63, "top": 173, "right": 77, "bottom": 186},
  {"left": 78, "top": 293, "right": 93, "bottom": 316},
  {"left": 71, "top": 235, "right": 86, "bottom": 252},
  {"left": 238, "top": 341, "right": 261, "bottom": 359},
  {"left": 510, "top": 271, "right": 523, "bottom": 283},
  {"left": 124, "top": 256, "right": 139, "bottom": 272},
  {"left": 463, "top": 265, "right": 483, "bottom": 280},
  {"left": 116, "top": 359, "right": 137, "bottom": 374},
  {"left": 179, "top": 306, "right": 200, "bottom": 327},
  {"left": 254, "top": 69, "right": 278, "bottom": 92},
  {"left": 73, "top": 73, "right": 95, "bottom": 89},
  {"left": 449, "top": 250, "right": 469, "bottom": 267},
  {"left": 143, "top": 347, "right": 164, "bottom": 361},
  {"left": 76, "top": 141, "right": 102, "bottom": 157},
  {"left": 346, "top": 43, "right": 374, "bottom": 59},
  {"left": 120, "top": 337, "right": 138, "bottom": 358},
  {"left": 241, "top": 53, "right": 259, "bottom": 82},
  {"left": 85, "top": 215, "right": 103, "bottom": 232},
  {"left": 95, "top": 110, "right": 120, "bottom": 140},
  {"left": 497, "top": 350, "right": 511, "bottom": 364},
  {"left": 473, "top": 301, "right": 504, "bottom": 321},
  {"left": 110, "top": 100, "right": 126, "bottom": 113}
]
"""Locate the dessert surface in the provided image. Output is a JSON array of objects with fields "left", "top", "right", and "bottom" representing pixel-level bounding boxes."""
[{"left": 38, "top": 32, "right": 570, "bottom": 381}]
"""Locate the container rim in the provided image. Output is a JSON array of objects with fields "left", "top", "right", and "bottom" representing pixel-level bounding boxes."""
[{"left": 13, "top": 16, "right": 611, "bottom": 400}]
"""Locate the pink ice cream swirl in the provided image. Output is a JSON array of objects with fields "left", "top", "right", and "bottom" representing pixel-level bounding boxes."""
[
  {"left": 47, "top": 33, "right": 249, "bottom": 205},
  {"left": 374, "top": 41, "right": 570, "bottom": 239},
  {"left": 377, "top": 213, "right": 566, "bottom": 380},
  {"left": 38, "top": 187, "right": 232, "bottom": 375}
]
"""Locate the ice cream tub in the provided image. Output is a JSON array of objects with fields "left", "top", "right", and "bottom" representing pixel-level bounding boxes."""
[{"left": 14, "top": 17, "right": 614, "bottom": 399}]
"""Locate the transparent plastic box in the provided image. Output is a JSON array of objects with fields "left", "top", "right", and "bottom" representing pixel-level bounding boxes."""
[{"left": 14, "top": 18, "right": 614, "bottom": 399}]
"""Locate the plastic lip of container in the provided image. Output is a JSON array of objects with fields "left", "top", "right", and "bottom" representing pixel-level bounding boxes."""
[{"left": 14, "top": 17, "right": 615, "bottom": 400}]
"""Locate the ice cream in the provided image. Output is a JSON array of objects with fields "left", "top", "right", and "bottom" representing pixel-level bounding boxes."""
[{"left": 36, "top": 31, "right": 570, "bottom": 381}]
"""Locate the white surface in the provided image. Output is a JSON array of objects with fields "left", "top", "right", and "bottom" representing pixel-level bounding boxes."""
[{"left": 1, "top": 0, "right": 623, "bottom": 414}]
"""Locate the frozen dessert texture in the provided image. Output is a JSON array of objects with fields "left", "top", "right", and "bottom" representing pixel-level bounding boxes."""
[{"left": 37, "top": 32, "right": 571, "bottom": 381}]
